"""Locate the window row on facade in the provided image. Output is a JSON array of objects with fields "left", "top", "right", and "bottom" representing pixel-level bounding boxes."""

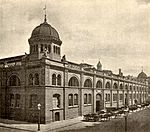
[
  {"left": 105, "top": 93, "right": 146, "bottom": 103},
  {"left": 6, "top": 74, "right": 148, "bottom": 92},
  {"left": 37, "top": 44, "right": 60, "bottom": 55},
  {"left": 9, "top": 94, "right": 38, "bottom": 108}
]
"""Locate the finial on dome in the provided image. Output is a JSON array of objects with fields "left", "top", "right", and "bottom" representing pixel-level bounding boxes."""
[
  {"left": 43, "top": 5, "right": 47, "bottom": 22},
  {"left": 142, "top": 66, "right": 143, "bottom": 72}
]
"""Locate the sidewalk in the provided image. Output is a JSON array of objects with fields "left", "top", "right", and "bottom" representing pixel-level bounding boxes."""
[{"left": 0, "top": 116, "right": 83, "bottom": 132}]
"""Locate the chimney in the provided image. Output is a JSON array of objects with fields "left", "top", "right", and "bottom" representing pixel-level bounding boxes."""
[{"left": 119, "top": 68, "right": 123, "bottom": 76}]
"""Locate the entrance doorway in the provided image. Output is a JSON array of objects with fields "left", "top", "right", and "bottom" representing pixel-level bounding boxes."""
[
  {"left": 96, "top": 94, "right": 102, "bottom": 112},
  {"left": 55, "top": 112, "right": 60, "bottom": 121}
]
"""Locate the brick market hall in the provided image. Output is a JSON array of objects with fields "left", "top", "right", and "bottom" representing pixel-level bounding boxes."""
[{"left": 0, "top": 14, "right": 149, "bottom": 123}]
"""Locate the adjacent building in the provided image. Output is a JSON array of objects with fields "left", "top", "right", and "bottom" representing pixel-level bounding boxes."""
[{"left": 0, "top": 16, "right": 149, "bottom": 123}]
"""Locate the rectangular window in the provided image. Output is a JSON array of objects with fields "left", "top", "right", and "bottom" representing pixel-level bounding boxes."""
[
  {"left": 41, "top": 44, "right": 43, "bottom": 52},
  {"left": 130, "top": 94, "right": 132, "bottom": 100},
  {"left": 105, "top": 94, "right": 107, "bottom": 102},
  {"left": 134, "top": 93, "right": 136, "bottom": 99},
  {"left": 15, "top": 94, "right": 20, "bottom": 107},
  {"left": 108, "top": 94, "right": 110, "bottom": 102},
  {"left": 68, "top": 94, "right": 73, "bottom": 106},
  {"left": 29, "top": 94, "right": 37, "bottom": 108},
  {"left": 0, "top": 94, "right": 2, "bottom": 106},
  {"left": 74, "top": 94, "right": 78, "bottom": 105},
  {"left": 53, "top": 97, "right": 58, "bottom": 108},
  {"left": 48, "top": 45, "right": 51, "bottom": 53},
  {"left": 84, "top": 94, "right": 87, "bottom": 104},
  {"left": 105, "top": 93, "right": 110, "bottom": 102},
  {"left": 88, "top": 94, "right": 92, "bottom": 104},
  {"left": 120, "top": 94, "right": 123, "bottom": 101},
  {"left": 10, "top": 94, "right": 15, "bottom": 108},
  {"left": 36, "top": 45, "right": 38, "bottom": 52},
  {"left": 113, "top": 94, "right": 117, "bottom": 102}
]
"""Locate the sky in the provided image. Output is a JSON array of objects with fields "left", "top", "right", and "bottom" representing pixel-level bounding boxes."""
[{"left": 0, "top": 0, "right": 150, "bottom": 76}]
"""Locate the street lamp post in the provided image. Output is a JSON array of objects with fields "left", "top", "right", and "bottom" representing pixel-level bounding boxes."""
[
  {"left": 124, "top": 106, "right": 129, "bottom": 132},
  {"left": 37, "top": 103, "right": 41, "bottom": 131}
]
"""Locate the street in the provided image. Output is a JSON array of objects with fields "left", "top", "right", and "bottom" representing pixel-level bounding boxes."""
[
  {"left": 58, "top": 108, "right": 150, "bottom": 132},
  {"left": 0, "top": 107, "right": 150, "bottom": 132}
]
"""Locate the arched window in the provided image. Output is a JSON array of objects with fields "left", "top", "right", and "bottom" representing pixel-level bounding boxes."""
[
  {"left": 53, "top": 94, "right": 60, "bottom": 108},
  {"left": 35, "top": 73, "right": 39, "bottom": 85},
  {"left": 52, "top": 74, "right": 56, "bottom": 85},
  {"left": 113, "top": 83, "right": 118, "bottom": 89},
  {"left": 84, "top": 94, "right": 87, "bottom": 104},
  {"left": 96, "top": 80, "right": 102, "bottom": 88},
  {"left": 84, "top": 79, "right": 92, "bottom": 87},
  {"left": 120, "top": 84, "right": 123, "bottom": 89},
  {"left": 88, "top": 94, "right": 92, "bottom": 104},
  {"left": 96, "top": 94, "right": 101, "bottom": 100},
  {"left": 68, "top": 94, "right": 73, "bottom": 106},
  {"left": 105, "top": 82, "right": 111, "bottom": 89},
  {"left": 74, "top": 94, "right": 78, "bottom": 105},
  {"left": 9, "top": 75, "right": 20, "bottom": 86},
  {"left": 68, "top": 77, "right": 79, "bottom": 87},
  {"left": 29, "top": 74, "right": 33, "bottom": 85},
  {"left": 125, "top": 85, "right": 128, "bottom": 90},
  {"left": 57, "top": 74, "right": 61, "bottom": 86}
]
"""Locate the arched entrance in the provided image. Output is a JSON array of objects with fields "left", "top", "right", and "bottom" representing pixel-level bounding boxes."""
[{"left": 96, "top": 94, "right": 103, "bottom": 112}]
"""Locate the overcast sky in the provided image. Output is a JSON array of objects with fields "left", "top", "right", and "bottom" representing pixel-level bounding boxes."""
[{"left": 0, "top": 0, "right": 150, "bottom": 76}]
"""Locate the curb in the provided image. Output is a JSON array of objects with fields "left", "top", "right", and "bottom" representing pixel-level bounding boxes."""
[
  {"left": 0, "top": 118, "right": 83, "bottom": 132},
  {"left": 0, "top": 124, "right": 36, "bottom": 132},
  {"left": 43, "top": 120, "right": 82, "bottom": 132}
]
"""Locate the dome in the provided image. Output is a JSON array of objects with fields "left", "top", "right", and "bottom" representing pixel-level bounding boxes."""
[
  {"left": 137, "top": 71, "right": 147, "bottom": 79},
  {"left": 29, "top": 21, "right": 62, "bottom": 45}
]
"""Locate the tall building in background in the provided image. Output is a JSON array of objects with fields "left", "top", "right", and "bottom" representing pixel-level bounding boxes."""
[{"left": 0, "top": 15, "right": 149, "bottom": 123}]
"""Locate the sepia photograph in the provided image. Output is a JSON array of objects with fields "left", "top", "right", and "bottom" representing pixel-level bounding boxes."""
[{"left": 0, "top": 0, "right": 150, "bottom": 132}]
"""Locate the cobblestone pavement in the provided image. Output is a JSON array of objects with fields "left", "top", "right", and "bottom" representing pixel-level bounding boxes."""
[
  {"left": 0, "top": 107, "right": 150, "bottom": 132},
  {"left": 58, "top": 108, "right": 150, "bottom": 132}
]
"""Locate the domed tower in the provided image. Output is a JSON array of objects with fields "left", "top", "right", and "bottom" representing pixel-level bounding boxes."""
[
  {"left": 137, "top": 70, "right": 147, "bottom": 79},
  {"left": 28, "top": 15, "right": 62, "bottom": 61}
]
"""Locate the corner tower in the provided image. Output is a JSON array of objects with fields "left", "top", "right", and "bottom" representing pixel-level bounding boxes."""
[{"left": 28, "top": 15, "right": 62, "bottom": 61}]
